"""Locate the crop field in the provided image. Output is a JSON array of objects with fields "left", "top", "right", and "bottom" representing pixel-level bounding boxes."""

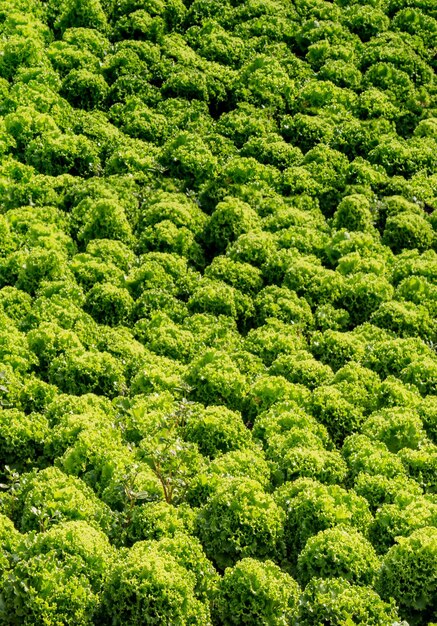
[{"left": 0, "top": 0, "right": 436, "bottom": 623}]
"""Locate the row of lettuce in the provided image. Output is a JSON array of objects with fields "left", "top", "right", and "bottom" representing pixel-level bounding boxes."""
[{"left": 0, "top": 0, "right": 436, "bottom": 623}]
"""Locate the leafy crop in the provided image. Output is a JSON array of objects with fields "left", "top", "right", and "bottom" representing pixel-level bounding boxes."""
[{"left": 0, "top": 0, "right": 435, "bottom": 622}]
